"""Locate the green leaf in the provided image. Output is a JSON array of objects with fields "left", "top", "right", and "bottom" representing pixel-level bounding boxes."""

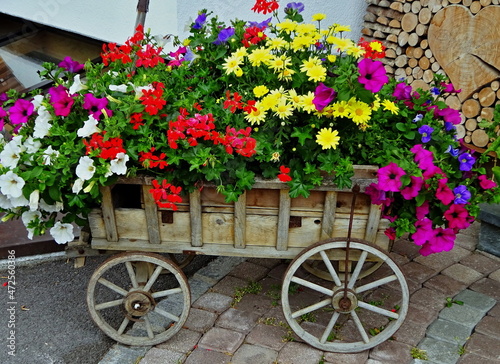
[
  {"left": 493, "top": 166, "right": 500, "bottom": 184},
  {"left": 49, "top": 185, "right": 61, "bottom": 202},
  {"left": 291, "top": 127, "right": 313, "bottom": 146}
]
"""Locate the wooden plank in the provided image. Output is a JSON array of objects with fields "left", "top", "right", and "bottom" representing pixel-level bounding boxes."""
[
  {"left": 320, "top": 191, "right": 337, "bottom": 240},
  {"left": 189, "top": 189, "right": 203, "bottom": 247},
  {"left": 364, "top": 203, "right": 383, "bottom": 244},
  {"left": 276, "top": 189, "right": 291, "bottom": 251},
  {"left": 100, "top": 186, "right": 118, "bottom": 242},
  {"left": 141, "top": 184, "right": 160, "bottom": 244},
  {"left": 234, "top": 191, "right": 246, "bottom": 249}
]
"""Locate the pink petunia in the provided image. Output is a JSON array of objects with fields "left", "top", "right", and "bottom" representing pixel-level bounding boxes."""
[
  {"left": 401, "top": 176, "right": 423, "bottom": 200},
  {"left": 357, "top": 58, "right": 389, "bottom": 93},
  {"left": 479, "top": 175, "right": 497, "bottom": 189},
  {"left": 48, "top": 85, "right": 75, "bottom": 116},
  {"left": 416, "top": 201, "right": 429, "bottom": 220},
  {"left": 312, "top": 83, "right": 336, "bottom": 111},
  {"left": 9, "top": 98, "right": 34, "bottom": 126},
  {"left": 412, "top": 218, "right": 433, "bottom": 246},
  {"left": 377, "top": 162, "right": 406, "bottom": 192},
  {"left": 428, "top": 227, "right": 456, "bottom": 253},
  {"left": 435, "top": 179, "right": 454, "bottom": 205},
  {"left": 365, "top": 183, "right": 392, "bottom": 206},
  {"left": 444, "top": 204, "right": 471, "bottom": 230}
]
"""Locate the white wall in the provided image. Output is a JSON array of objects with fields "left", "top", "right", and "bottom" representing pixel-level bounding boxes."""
[{"left": 0, "top": 0, "right": 366, "bottom": 44}]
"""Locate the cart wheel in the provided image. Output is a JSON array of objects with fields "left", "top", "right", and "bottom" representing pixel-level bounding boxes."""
[
  {"left": 281, "top": 238, "right": 409, "bottom": 353},
  {"left": 303, "top": 258, "right": 383, "bottom": 282},
  {"left": 87, "top": 252, "right": 191, "bottom": 346},
  {"left": 168, "top": 253, "right": 195, "bottom": 270}
]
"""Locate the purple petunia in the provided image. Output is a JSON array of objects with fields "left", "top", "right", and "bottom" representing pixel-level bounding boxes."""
[
  {"left": 458, "top": 153, "right": 475, "bottom": 171},
  {"left": 248, "top": 17, "right": 272, "bottom": 28},
  {"left": 312, "top": 83, "right": 336, "bottom": 111},
  {"left": 58, "top": 56, "right": 84, "bottom": 73},
  {"left": 453, "top": 185, "right": 471, "bottom": 204},
  {"left": 392, "top": 82, "right": 412, "bottom": 100},
  {"left": 418, "top": 125, "right": 434, "bottom": 143},
  {"left": 357, "top": 58, "right": 389, "bottom": 93},
  {"left": 377, "top": 162, "right": 406, "bottom": 192},
  {"left": 192, "top": 13, "right": 207, "bottom": 29},
  {"left": 285, "top": 2, "right": 305, "bottom": 13},
  {"left": 48, "top": 85, "right": 75, "bottom": 116},
  {"left": 83, "top": 93, "right": 113, "bottom": 120},
  {"left": 213, "top": 27, "right": 235, "bottom": 45},
  {"left": 9, "top": 98, "right": 34, "bottom": 126}
]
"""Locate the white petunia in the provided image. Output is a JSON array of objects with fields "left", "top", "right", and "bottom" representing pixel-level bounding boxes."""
[
  {"left": 69, "top": 74, "right": 86, "bottom": 94},
  {"left": 0, "top": 193, "right": 13, "bottom": 209},
  {"left": 32, "top": 95, "right": 45, "bottom": 109},
  {"left": 9, "top": 194, "right": 29, "bottom": 207},
  {"left": 33, "top": 106, "right": 52, "bottom": 139},
  {"left": 50, "top": 221, "right": 74, "bottom": 245},
  {"left": 77, "top": 115, "right": 100, "bottom": 138},
  {"left": 21, "top": 210, "right": 42, "bottom": 239},
  {"left": 0, "top": 171, "right": 25, "bottom": 198},
  {"left": 24, "top": 137, "right": 41, "bottom": 154},
  {"left": 72, "top": 178, "right": 84, "bottom": 194},
  {"left": 109, "top": 84, "right": 128, "bottom": 93},
  {"left": 0, "top": 142, "right": 22, "bottom": 168},
  {"left": 110, "top": 152, "right": 129, "bottom": 175},
  {"left": 42, "top": 146, "right": 60, "bottom": 165},
  {"left": 76, "top": 156, "right": 95, "bottom": 180},
  {"left": 39, "top": 199, "right": 63, "bottom": 213},
  {"left": 29, "top": 189, "right": 40, "bottom": 211}
]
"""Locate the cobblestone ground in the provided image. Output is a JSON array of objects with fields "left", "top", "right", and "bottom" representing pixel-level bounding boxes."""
[{"left": 99, "top": 221, "right": 500, "bottom": 364}]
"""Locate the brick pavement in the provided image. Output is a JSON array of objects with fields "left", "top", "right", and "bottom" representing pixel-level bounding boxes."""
[{"left": 99, "top": 221, "right": 500, "bottom": 364}]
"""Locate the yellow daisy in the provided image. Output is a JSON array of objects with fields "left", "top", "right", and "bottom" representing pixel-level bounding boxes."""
[
  {"left": 274, "top": 100, "right": 294, "bottom": 119},
  {"left": 248, "top": 47, "right": 273, "bottom": 67},
  {"left": 277, "top": 68, "right": 295, "bottom": 81},
  {"left": 348, "top": 100, "right": 372, "bottom": 125},
  {"left": 268, "top": 55, "right": 292, "bottom": 71},
  {"left": 276, "top": 19, "right": 297, "bottom": 33},
  {"left": 382, "top": 99, "right": 399, "bottom": 114},
  {"left": 253, "top": 85, "right": 269, "bottom": 98},
  {"left": 331, "top": 101, "right": 350, "bottom": 118},
  {"left": 295, "top": 23, "right": 318, "bottom": 35},
  {"left": 306, "top": 64, "right": 327, "bottom": 82},
  {"left": 222, "top": 55, "right": 243, "bottom": 75},
  {"left": 301, "top": 91, "right": 317, "bottom": 113},
  {"left": 244, "top": 102, "right": 267, "bottom": 125},
  {"left": 312, "top": 13, "right": 326, "bottom": 22},
  {"left": 300, "top": 56, "right": 322, "bottom": 73},
  {"left": 266, "top": 37, "right": 288, "bottom": 50},
  {"left": 316, "top": 128, "right": 340, "bottom": 150}
]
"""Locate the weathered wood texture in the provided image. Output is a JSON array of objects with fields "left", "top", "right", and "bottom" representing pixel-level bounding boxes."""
[
  {"left": 361, "top": 1, "right": 500, "bottom": 149},
  {"left": 89, "top": 166, "right": 390, "bottom": 259}
]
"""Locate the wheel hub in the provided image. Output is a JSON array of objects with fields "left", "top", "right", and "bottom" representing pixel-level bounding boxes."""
[
  {"left": 124, "top": 291, "right": 156, "bottom": 318},
  {"left": 331, "top": 287, "right": 358, "bottom": 313}
]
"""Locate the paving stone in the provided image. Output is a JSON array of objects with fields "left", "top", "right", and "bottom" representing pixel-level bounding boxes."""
[
  {"left": 417, "top": 337, "right": 461, "bottom": 364},
  {"left": 267, "top": 263, "right": 288, "bottom": 280},
  {"left": 276, "top": 342, "right": 324, "bottom": 364},
  {"left": 184, "top": 347, "right": 232, "bottom": 364},
  {"left": 469, "top": 277, "right": 500, "bottom": 301},
  {"left": 198, "top": 327, "right": 245, "bottom": 354},
  {"left": 457, "top": 352, "right": 498, "bottom": 364},
  {"left": 454, "top": 233, "right": 478, "bottom": 251},
  {"left": 426, "top": 318, "right": 472, "bottom": 345},
  {"left": 231, "top": 343, "right": 278, "bottom": 364},
  {"left": 439, "top": 304, "right": 485, "bottom": 328},
  {"left": 488, "top": 302, "right": 500, "bottom": 317},
  {"left": 369, "top": 339, "right": 413, "bottom": 364},
  {"left": 156, "top": 328, "right": 201, "bottom": 353},
  {"left": 216, "top": 307, "right": 261, "bottom": 334},
  {"left": 474, "top": 315, "right": 500, "bottom": 337},
  {"left": 323, "top": 350, "right": 369, "bottom": 364},
  {"left": 405, "top": 302, "right": 439, "bottom": 326},
  {"left": 245, "top": 323, "right": 288, "bottom": 351},
  {"left": 459, "top": 252, "right": 500, "bottom": 275},
  {"left": 98, "top": 344, "right": 150, "bottom": 364},
  {"left": 210, "top": 275, "right": 247, "bottom": 297},
  {"left": 229, "top": 261, "right": 270, "bottom": 282},
  {"left": 247, "top": 257, "right": 283, "bottom": 269},
  {"left": 193, "top": 256, "right": 246, "bottom": 285},
  {"left": 365, "top": 360, "right": 386, "bottom": 364},
  {"left": 489, "top": 268, "right": 500, "bottom": 282},
  {"left": 454, "top": 289, "right": 497, "bottom": 313},
  {"left": 441, "top": 264, "right": 484, "bottom": 285},
  {"left": 393, "top": 319, "right": 428, "bottom": 346},
  {"left": 390, "top": 238, "right": 422, "bottom": 260},
  {"left": 410, "top": 287, "right": 447, "bottom": 313},
  {"left": 234, "top": 292, "right": 274, "bottom": 315},
  {"left": 414, "top": 245, "right": 470, "bottom": 271},
  {"left": 138, "top": 347, "right": 185, "bottom": 364},
  {"left": 183, "top": 308, "right": 218, "bottom": 333},
  {"left": 464, "top": 333, "right": 500, "bottom": 361},
  {"left": 188, "top": 278, "right": 214, "bottom": 302},
  {"left": 389, "top": 250, "right": 411, "bottom": 266},
  {"left": 257, "top": 276, "right": 283, "bottom": 297},
  {"left": 401, "top": 262, "right": 438, "bottom": 285},
  {"left": 423, "top": 274, "right": 467, "bottom": 297},
  {"left": 192, "top": 292, "right": 233, "bottom": 314}
]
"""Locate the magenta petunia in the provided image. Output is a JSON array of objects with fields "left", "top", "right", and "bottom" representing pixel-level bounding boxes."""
[
  {"left": 428, "top": 227, "right": 455, "bottom": 253},
  {"left": 479, "top": 175, "right": 497, "bottom": 189},
  {"left": 357, "top": 58, "right": 389, "bottom": 93},
  {"left": 83, "top": 93, "right": 113, "bottom": 120},
  {"left": 312, "top": 83, "right": 336, "bottom": 111},
  {"left": 365, "top": 183, "right": 392, "bottom": 206},
  {"left": 415, "top": 201, "right": 429, "bottom": 220},
  {"left": 58, "top": 56, "right": 84, "bottom": 73},
  {"left": 0, "top": 106, "right": 6, "bottom": 131},
  {"left": 377, "top": 162, "right": 406, "bottom": 192},
  {"left": 9, "top": 98, "right": 34, "bottom": 126},
  {"left": 48, "top": 85, "right": 75, "bottom": 116},
  {"left": 412, "top": 217, "right": 433, "bottom": 246},
  {"left": 444, "top": 204, "right": 471, "bottom": 230},
  {"left": 434, "top": 107, "right": 461, "bottom": 125},
  {"left": 435, "top": 179, "right": 454, "bottom": 205},
  {"left": 392, "top": 82, "right": 412, "bottom": 100},
  {"left": 401, "top": 176, "right": 423, "bottom": 200}
]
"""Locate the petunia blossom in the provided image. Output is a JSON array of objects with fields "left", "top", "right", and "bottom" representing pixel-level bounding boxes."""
[
  {"left": 192, "top": 13, "right": 207, "bottom": 29},
  {"left": 392, "top": 82, "right": 412, "bottom": 100},
  {"left": 453, "top": 185, "right": 471, "bottom": 204},
  {"left": 444, "top": 204, "right": 471, "bottom": 230},
  {"left": 426, "top": 227, "right": 455, "bottom": 254},
  {"left": 479, "top": 175, "right": 497, "bottom": 189},
  {"left": 110, "top": 152, "right": 129, "bottom": 175},
  {"left": 33, "top": 106, "right": 52, "bottom": 139},
  {"left": 416, "top": 201, "right": 429, "bottom": 220},
  {"left": 412, "top": 218, "right": 433, "bottom": 246},
  {"left": 58, "top": 56, "right": 84, "bottom": 73},
  {"left": 312, "top": 83, "right": 336, "bottom": 111},
  {"left": 418, "top": 125, "right": 434, "bottom": 143},
  {"left": 213, "top": 27, "right": 235, "bottom": 45},
  {"left": 0, "top": 171, "right": 25, "bottom": 198},
  {"left": 357, "top": 58, "right": 389, "bottom": 93},
  {"left": 50, "top": 221, "right": 74, "bottom": 245},
  {"left": 83, "top": 93, "right": 113, "bottom": 120},
  {"left": 77, "top": 115, "right": 100, "bottom": 138},
  {"left": 9, "top": 99, "right": 34, "bottom": 126},
  {"left": 21, "top": 210, "right": 41, "bottom": 239},
  {"left": 0, "top": 141, "right": 22, "bottom": 169},
  {"left": 377, "top": 162, "right": 405, "bottom": 192},
  {"left": 401, "top": 176, "right": 423, "bottom": 200},
  {"left": 365, "top": 183, "right": 392, "bottom": 206},
  {"left": 48, "top": 85, "right": 74, "bottom": 116},
  {"left": 458, "top": 153, "right": 475, "bottom": 171},
  {"left": 76, "top": 156, "right": 96, "bottom": 180},
  {"left": 435, "top": 179, "right": 454, "bottom": 205}
]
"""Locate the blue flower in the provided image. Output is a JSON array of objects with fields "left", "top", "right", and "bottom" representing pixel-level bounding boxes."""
[
  {"left": 192, "top": 13, "right": 207, "bottom": 30},
  {"left": 430, "top": 87, "right": 440, "bottom": 96},
  {"left": 285, "top": 2, "right": 305, "bottom": 13},
  {"left": 213, "top": 27, "right": 235, "bottom": 45},
  {"left": 248, "top": 17, "right": 272, "bottom": 28},
  {"left": 444, "top": 121, "right": 456, "bottom": 132},
  {"left": 418, "top": 125, "right": 434, "bottom": 143},
  {"left": 412, "top": 114, "right": 423, "bottom": 123},
  {"left": 445, "top": 145, "right": 459, "bottom": 157},
  {"left": 453, "top": 185, "right": 471, "bottom": 204},
  {"left": 458, "top": 153, "right": 475, "bottom": 171}
]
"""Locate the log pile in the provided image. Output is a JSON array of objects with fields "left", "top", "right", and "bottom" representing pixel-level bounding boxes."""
[{"left": 361, "top": 0, "right": 500, "bottom": 148}]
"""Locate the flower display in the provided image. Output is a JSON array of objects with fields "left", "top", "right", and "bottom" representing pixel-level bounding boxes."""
[{"left": 0, "top": 1, "right": 499, "bottom": 254}]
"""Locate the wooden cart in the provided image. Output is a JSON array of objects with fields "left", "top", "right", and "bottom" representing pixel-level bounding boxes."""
[{"left": 86, "top": 165, "right": 409, "bottom": 353}]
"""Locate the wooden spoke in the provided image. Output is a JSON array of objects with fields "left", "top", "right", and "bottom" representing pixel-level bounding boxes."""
[
  {"left": 355, "top": 275, "right": 398, "bottom": 294},
  {"left": 97, "top": 278, "right": 128, "bottom": 296},
  {"left": 358, "top": 301, "right": 399, "bottom": 319},
  {"left": 291, "top": 276, "right": 334, "bottom": 296},
  {"left": 95, "top": 299, "right": 124, "bottom": 311},
  {"left": 144, "top": 316, "right": 155, "bottom": 339},
  {"left": 320, "top": 311, "right": 340, "bottom": 344},
  {"left": 155, "top": 307, "right": 180, "bottom": 322},
  {"left": 347, "top": 250, "right": 368, "bottom": 289},
  {"left": 143, "top": 265, "right": 163, "bottom": 292},
  {"left": 350, "top": 310, "right": 370, "bottom": 344},
  {"left": 152, "top": 287, "right": 183, "bottom": 299},
  {"left": 319, "top": 250, "right": 342, "bottom": 286},
  {"left": 291, "top": 298, "right": 331, "bottom": 319},
  {"left": 117, "top": 317, "right": 130, "bottom": 335},
  {"left": 125, "top": 261, "right": 139, "bottom": 289}
]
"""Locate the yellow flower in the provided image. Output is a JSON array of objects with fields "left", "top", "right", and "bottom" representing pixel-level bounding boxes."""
[
  {"left": 332, "top": 24, "right": 351, "bottom": 33},
  {"left": 295, "top": 23, "right": 318, "bottom": 35},
  {"left": 234, "top": 46, "right": 248, "bottom": 58},
  {"left": 276, "top": 19, "right": 297, "bottom": 33},
  {"left": 346, "top": 45, "right": 365, "bottom": 58},
  {"left": 234, "top": 67, "right": 243, "bottom": 77},
  {"left": 370, "top": 41, "right": 384, "bottom": 53},
  {"left": 312, "top": 13, "right": 326, "bottom": 22},
  {"left": 253, "top": 85, "right": 269, "bottom": 98},
  {"left": 301, "top": 91, "right": 317, "bottom": 113},
  {"left": 270, "top": 152, "right": 281, "bottom": 162},
  {"left": 306, "top": 64, "right": 327, "bottom": 82},
  {"left": 316, "top": 128, "right": 340, "bottom": 150},
  {"left": 372, "top": 95, "right": 381, "bottom": 111},
  {"left": 248, "top": 47, "right": 272, "bottom": 66},
  {"left": 268, "top": 55, "right": 291, "bottom": 71},
  {"left": 382, "top": 99, "right": 399, "bottom": 114},
  {"left": 291, "top": 35, "right": 315, "bottom": 51},
  {"left": 183, "top": 39, "right": 191, "bottom": 46},
  {"left": 328, "top": 37, "right": 354, "bottom": 52},
  {"left": 222, "top": 55, "right": 243, "bottom": 75},
  {"left": 287, "top": 89, "right": 302, "bottom": 108},
  {"left": 331, "top": 101, "right": 350, "bottom": 118},
  {"left": 274, "top": 100, "right": 294, "bottom": 119},
  {"left": 245, "top": 102, "right": 267, "bottom": 125},
  {"left": 300, "top": 56, "right": 322, "bottom": 73},
  {"left": 266, "top": 37, "right": 288, "bottom": 50},
  {"left": 348, "top": 100, "right": 372, "bottom": 126},
  {"left": 327, "top": 54, "right": 337, "bottom": 63},
  {"left": 277, "top": 68, "right": 295, "bottom": 81}
]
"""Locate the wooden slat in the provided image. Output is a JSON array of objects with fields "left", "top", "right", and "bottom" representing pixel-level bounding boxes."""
[
  {"left": 364, "top": 203, "right": 383, "bottom": 244},
  {"left": 234, "top": 191, "right": 246, "bottom": 249},
  {"left": 320, "top": 191, "right": 337, "bottom": 240},
  {"left": 100, "top": 186, "right": 118, "bottom": 242},
  {"left": 141, "top": 184, "right": 160, "bottom": 244},
  {"left": 276, "top": 189, "right": 291, "bottom": 251},
  {"left": 189, "top": 189, "right": 203, "bottom": 247}
]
